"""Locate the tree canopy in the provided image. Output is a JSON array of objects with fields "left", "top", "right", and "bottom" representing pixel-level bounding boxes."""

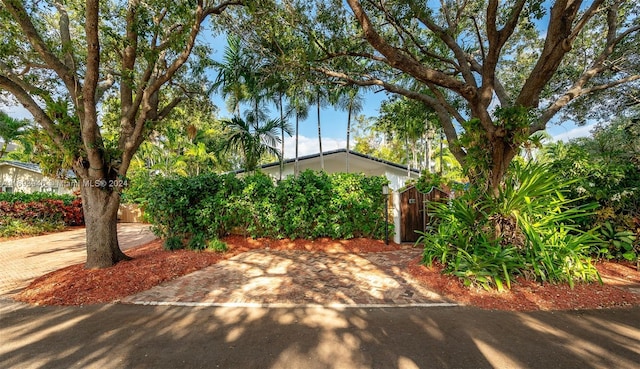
[{"left": 228, "top": 0, "right": 640, "bottom": 193}]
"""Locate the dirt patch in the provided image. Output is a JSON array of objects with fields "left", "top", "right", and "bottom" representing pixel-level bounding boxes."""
[{"left": 14, "top": 236, "right": 640, "bottom": 311}]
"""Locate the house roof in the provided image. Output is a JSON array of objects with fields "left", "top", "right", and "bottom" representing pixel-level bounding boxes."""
[
  {"left": 0, "top": 160, "right": 76, "bottom": 178},
  {"left": 236, "top": 149, "right": 421, "bottom": 175},
  {"left": 0, "top": 160, "right": 42, "bottom": 174}
]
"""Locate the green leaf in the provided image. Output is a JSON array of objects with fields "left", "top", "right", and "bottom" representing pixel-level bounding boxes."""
[{"left": 622, "top": 252, "right": 637, "bottom": 261}]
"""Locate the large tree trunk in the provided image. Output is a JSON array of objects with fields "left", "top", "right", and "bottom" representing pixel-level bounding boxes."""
[
  {"left": 81, "top": 183, "right": 131, "bottom": 269},
  {"left": 488, "top": 138, "right": 519, "bottom": 197}
]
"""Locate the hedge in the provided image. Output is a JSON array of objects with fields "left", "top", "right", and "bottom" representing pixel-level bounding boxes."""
[
  {"left": 145, "top": 170, "right": 393, "bottom": 248},
  {"left": 0, "top": 192, "right": 84, "bottom": 226}
]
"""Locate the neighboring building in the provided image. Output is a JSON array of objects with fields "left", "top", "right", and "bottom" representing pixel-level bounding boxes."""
[
  {"left": 252, "top": 149, "right": 421, "bottom": 191},
  {"left": 0, "top": 160, "right": 77, "bottom": 194}
]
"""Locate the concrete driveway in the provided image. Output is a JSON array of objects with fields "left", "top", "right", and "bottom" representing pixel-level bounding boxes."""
[{"left": 0, "top": 224, "right": 156, "bottom": 296}]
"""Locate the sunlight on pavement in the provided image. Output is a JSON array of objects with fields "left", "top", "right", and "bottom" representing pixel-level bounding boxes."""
[
  {"left": 519, "top": 314, "right": 640, "bottom": 368},
  {"left": 472, "top": 338, "right": 525, "bottom": 369}
]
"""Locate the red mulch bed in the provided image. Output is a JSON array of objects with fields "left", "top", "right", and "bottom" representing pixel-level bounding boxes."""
[
  {"left": 14, "top": 236, "right": 640, "bottom": 311},
  {"left": 407, "top": 258, "right": 640, "bottom": 311}
]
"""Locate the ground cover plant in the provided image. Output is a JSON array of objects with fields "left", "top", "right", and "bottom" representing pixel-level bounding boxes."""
[
  {"left": 145, "top": 170, "right": 392, "bottom": 250},
  {"left": 0, "top": 192, "right": 83, "bottom": 238}
]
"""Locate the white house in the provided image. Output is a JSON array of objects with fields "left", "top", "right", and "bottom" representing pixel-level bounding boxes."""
[
  {"left": 243, "top": 149, "right": 422, "bottom": 243},
  {"left": 255, "top": 149, "right": 421, "bottom": 191},
  {"left": 0, "top": 160, "right": 77, "bottom": 194}
]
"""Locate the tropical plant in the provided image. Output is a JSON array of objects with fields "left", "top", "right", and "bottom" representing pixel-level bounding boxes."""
[
  {"left": 213, "top": 35, "right": 250, "bottom": 117},
  {"left": 0, "top": 111, "right": 29, "bottom": 159},
  {"left": 418, "top": 162, "right": 601, "bottom": 290},
  {"left": 312, "top": 84, "right": 330, "bottom": 170},
  {"left": 540, "top": 117, "right": 640, "bottom": 267},
  {"left": 595, "top": 221, "right": 637, "bottom": 261},
  {"left": 334, "top": 86, "right": 364, "bottom": 172},
  {"left": 286, "top": 84, "right": 310, "bottom": 176},
  {"left": 265, "top": 72, "right": 293, "bottom": 180},
  {"left": 222, "top": 116, "right": 286, "bottom": 172},
  {"left": 376, "top": 96, "right": 435, "bottom": 172}
]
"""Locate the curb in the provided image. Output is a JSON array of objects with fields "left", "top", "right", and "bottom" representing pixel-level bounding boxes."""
[{"left": 122, "top": 301, "right": 460, "bottom": 309}]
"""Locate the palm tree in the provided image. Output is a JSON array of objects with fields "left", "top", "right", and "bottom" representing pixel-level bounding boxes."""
[
  {"left": 242, "top": 57, "right": 271, "bottom": 128},
  {"left": 287, "top": 85, "right": 309, "bottom": 177},
  {"left": 538, "top": 140, "right": 569, "bottom": 164},
  {"left": 264, "top": 74, "right": 291, "bottom": 180},
  {"left": 335, "top": 86, "right": 363, "bottom": 172},
  {"left": 521, "top": 131, "right": 552, "bottom": 161},
  {"left": 311, "top": 85, "right": 330, "bottom": 170},
  {"left": 0, "top": 111, "right": 29, "bottom": 159},
  {"left": 222, "top": 116, "right": 283, "bottom": 172},
  {"left": 212, "top": 36, "right": 249, "bottom": 117},
  {"left": 433, "top": 143, "right": 463, "bottom": 180}
]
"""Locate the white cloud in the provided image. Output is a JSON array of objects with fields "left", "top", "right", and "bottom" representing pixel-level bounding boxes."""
[
  {"left": 551, "top": 124, "right": 594, "bottom": 142},
  {"left": 282, "top": 135, "right": 347, "bottom": 158}
]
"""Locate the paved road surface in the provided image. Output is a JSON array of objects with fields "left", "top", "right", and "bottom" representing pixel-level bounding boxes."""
[{"left": 1, "top": 302, "right": 639, "bottom": 369}]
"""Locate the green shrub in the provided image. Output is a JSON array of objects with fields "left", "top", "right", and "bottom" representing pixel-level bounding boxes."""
[
  {"left": 163, "top": 236, "right": 184, "bottom": 251},
  {"left": 145, "top": 170, "right": 392, "bottom": 242},
  {"left": 0, "top": 192, "right": 76, "bottom": 205},
  {"left": 542, "top": 127, "right": 640, "bottom": 264},
  {"left": 207, "top": 239, "right": 228, "bottom": 253},
  {"left": 0, "top": 217, "right": 66, "bottom": 238},
  {"left": 187, "top": 233, "right": 207, "bottom": 251},
  {"left": 120, "top": 170, "right": 151, "bottom": 205},
  {"left": 594, "top": 221, "right": 637, "bottom": 262}
]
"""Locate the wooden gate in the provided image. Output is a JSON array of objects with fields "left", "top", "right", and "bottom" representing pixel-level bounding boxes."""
[
  {"left": 400, "top": 186, "right": 449, "bottom": 243},
  {"left": 400, "top": 186, "right": 425, "bottom": 243}
]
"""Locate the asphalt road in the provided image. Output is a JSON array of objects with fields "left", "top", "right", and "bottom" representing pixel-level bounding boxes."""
[{"left": 1, "top": 301, "right": 639, "bottom": 369}]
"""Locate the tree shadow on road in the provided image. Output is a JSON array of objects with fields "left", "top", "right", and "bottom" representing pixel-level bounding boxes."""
[{"left": 1, "top": 302, "right": 639, "bottom": 369}]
